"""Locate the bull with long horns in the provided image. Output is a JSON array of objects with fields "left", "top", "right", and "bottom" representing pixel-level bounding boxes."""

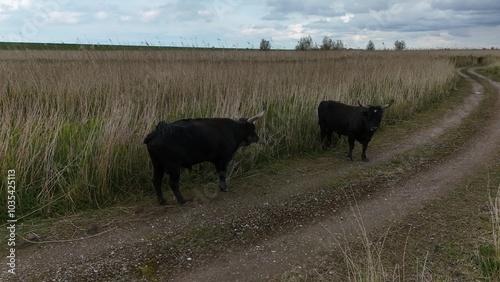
[{"left": 144, "top": 107, "right": 266, "bottom": 205}]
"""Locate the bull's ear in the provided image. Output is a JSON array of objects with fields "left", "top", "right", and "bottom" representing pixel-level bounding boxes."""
[{"left": 358, "top": 100, "right": 368, "bottom": 109}]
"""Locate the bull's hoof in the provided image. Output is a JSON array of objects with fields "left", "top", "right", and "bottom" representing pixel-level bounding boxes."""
[
  {"left": 346, "top": 156, "right": 353, "bottom": 161},
  {"left": 362, "top": 157, "right": 369, "bottom": 162},
  {"left": 178, "top": 199, "right": 195, "bottom": 207},
  {"left": 219, "top": 182, "right": 229, "bottom": 192},
  {"left": 158, "top": 198, "right": 167, "bottom": 205},
  {"left": 178, "top": 198, "right": 187, "bottom": 205}
]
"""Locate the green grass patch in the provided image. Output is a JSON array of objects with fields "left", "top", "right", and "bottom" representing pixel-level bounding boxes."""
[
  {"left": 477, "top": 66, "right": 500, "bottom": 82},
  {"left": 132, "top": 258, "right": 158, "bottom": 278}
]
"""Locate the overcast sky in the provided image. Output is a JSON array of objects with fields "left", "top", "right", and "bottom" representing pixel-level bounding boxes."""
[{"left": 1, "top": 0, "right": 499, "bottom": 49}]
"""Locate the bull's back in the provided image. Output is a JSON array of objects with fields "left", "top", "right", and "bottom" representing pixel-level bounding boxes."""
[
  {"left": 144, "top": 122, "right": 187, "bottom": 162},
  {"left": 318, "top": 101, "right": 358, "bottom": 135},
  {"left": 145, "top": 119, "right": 237, "bottom": 166}
]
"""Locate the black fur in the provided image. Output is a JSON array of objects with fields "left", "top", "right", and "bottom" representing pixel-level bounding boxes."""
[
  {"left": 318, "top": 100, "right": 393, "bottom": 161},
  {"left": 144, "top": 118, "right": 260, "bottom": 205}
]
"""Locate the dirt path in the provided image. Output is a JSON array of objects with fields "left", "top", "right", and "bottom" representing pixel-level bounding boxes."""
[
  {"left": 3, "top": 68, "right": 499, "bottom": 282},
  {"left": 170, "top": 70, "right": 500, "bottom": 281}
]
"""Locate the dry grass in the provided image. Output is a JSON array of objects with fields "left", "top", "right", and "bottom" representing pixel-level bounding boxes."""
[{"left": 0, "top": 49, "right": 462, "bottom": 217}]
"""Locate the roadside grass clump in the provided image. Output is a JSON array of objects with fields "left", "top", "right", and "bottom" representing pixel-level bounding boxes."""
[
  {"left": 0, "top": 49, "right": 463, "bottom": 218},
  {"left": 331, "top": 212, "right": 431, "bottom": 282},
  {"left": 476, "top": 182, "right": 500, "bottom": 280},
  {"left": 477, "top": 65, "right": 500, "bottom": 82}
]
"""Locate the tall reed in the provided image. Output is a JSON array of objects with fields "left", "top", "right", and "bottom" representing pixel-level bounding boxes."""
[
  {"left": 0, "top": 49, "right": 457, "bottom": 217},
  {"left": 477, "top": 183, "right": 500, "bottom": 279}
]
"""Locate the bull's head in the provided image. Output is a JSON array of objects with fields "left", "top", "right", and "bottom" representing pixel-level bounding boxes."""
[{"left": 358, "top": 99, "right": 394, "bottom": 132}]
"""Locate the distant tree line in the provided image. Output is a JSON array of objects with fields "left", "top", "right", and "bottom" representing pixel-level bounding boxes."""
[
  {"left": 294, "top": 36, "right": 346, "bottom": 51},
  {"left": 259, "top": 37, "right": 407, "bottom": 51}
]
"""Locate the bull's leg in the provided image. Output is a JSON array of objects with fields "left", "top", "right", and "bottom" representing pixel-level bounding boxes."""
[
  {"left": 218, "top": 171, "right": 228, "bottom": 192},
  {"left": 215, "top": 163, "right": 229, "bottom": 192},
  {"left": 347, "top": 135, "right": 355, "bottom": 161},
  {"left": 320, "top": 125, "right": 330, "bottom": 149},
  {"left": 361, "top": 142, "right": 369, "bottom": 162},
  {"left": 326, "top": 130, "right": 335, "bottom": 150},
  {"left": 152, "top": 164, "right": 167, "bottom": 205},
  {"left": 168, "top": 169, "right": 187, "bottom": 205}
]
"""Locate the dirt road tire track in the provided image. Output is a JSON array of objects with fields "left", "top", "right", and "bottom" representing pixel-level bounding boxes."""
[
  {"left": 3, "top": 68, "right": 499, "bottom": 281},
  {"left": 170, "top": 71, "right": 500, "bottom": 281}
]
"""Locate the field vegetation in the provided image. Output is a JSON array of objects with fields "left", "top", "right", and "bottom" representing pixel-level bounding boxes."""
[{"left": 0, "top": 47, "right": 495, "bottom": 219}]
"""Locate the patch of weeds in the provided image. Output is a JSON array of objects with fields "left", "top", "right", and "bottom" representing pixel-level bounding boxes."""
[
  {"left": 476, "top": 243, "right": 500, "bottom": 280},
  {"left": 132, "top": 259, "right": 158, "bottom": 278},
  {"left": 477, "top": 66, "right": 500, "bottom": 82}
]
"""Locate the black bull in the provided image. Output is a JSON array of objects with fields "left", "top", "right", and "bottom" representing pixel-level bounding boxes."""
[
  {"left": 144, "top": 109, "right": 265, "bottom": 205},
  {"left": 318, "top": 100, "right": 393, "bottom": 162}
]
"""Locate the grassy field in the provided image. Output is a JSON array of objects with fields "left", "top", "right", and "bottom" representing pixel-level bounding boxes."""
[{"left": 0, "top": 46, "right": 496, "bottom": 219}]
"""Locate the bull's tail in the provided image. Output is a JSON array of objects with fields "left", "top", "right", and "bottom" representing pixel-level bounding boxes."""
[
  {"left": 143, "top": 121, "right": 168, "bottom": 144},
  {"left": 143, "top": 131, "right": 156, "bottom": 144},
  {"left": 318, "top": 101, "right": 328, "bottom": 125}
]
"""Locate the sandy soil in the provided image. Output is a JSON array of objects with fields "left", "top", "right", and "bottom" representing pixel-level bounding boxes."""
[{"left": 2, "top": 68, "right": 499, "bottom": 282}]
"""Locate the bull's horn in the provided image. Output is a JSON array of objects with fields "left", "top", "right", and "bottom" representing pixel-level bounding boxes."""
[
  {"left": 382, "top": 99, "right": 394, "bottom": 109},
  {"left": 247, "top": 105, "right": 266, "bottom": 123},
  {"left": 357, "top": 100, "right": 368, "bottom": 109}
]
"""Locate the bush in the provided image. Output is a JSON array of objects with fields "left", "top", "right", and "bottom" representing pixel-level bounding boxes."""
[
  {"left": 295, "top": 36, "right": 314, "bottom": 51},
  {"left": 321, "top": 37, "right": 333, "bottom": 50},
  {"left": 259, "top": 39, "right": 271, "bottom": 51},
  {"left": 395, "top": 40, "right": 406, "bottom": 51},
  {"left": 366, "top": 40, "right": 375, "bottom": 51},
  {"left": 321, "top": 37, "right": 345, "bottom": 50}
]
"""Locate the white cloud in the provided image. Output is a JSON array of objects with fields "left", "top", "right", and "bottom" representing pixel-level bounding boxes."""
[
  {"left": 340, "top": 12, "right": 354, "bottom": 23},
  {"left": 120, "top": 15, "right": 131, "bottom": 22},
  {"left": 348, "top": 34, "right": 367, "bottom": 43},
  {"left": 287, "top": 23, "right": 310, "bottom": 39},
  {"left": 47, "top": 11, "right": 83, "bottom": 24},
  {"left": 0, "top": 0, "right": 32, "bottom": 11},
  {"left": 240, "top": 26, "right": 276, "bottom": 37},
  {"left": 197, "top": 9, "right": 211, "bottom": 17},
  {"left": 95, "top": 11, "right": 107, "bottom": 20},
  {"left": 139, "top": 9, "right": 159, "bottom": 22}
]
